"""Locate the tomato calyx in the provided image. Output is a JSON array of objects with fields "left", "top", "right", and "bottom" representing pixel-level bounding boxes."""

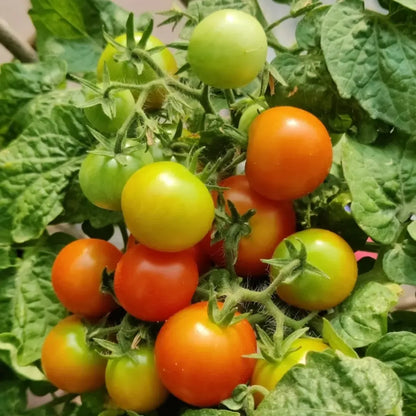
[{"left": 264, "top": 238, "right": 331, "bottom": 285}]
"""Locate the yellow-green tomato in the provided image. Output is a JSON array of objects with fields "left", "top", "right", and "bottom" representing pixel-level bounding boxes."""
[
  {"left": 79, "top": 143, "right": 153, "bottom": 211},
  {"left": 97, "top": 32, "right": 177, "bottom": 109},
  {"left": 251, "top": 338, "right": 329, "bottom": 404},
  {"left": 83, "top": 88, "right": 135, "bottom": 134},
  {"left": 105, "top": 347, "right": 169, "bottom": 413},
  {"left": 121, "top": 161, "right": 215, "bottom": 252},
  {"left": 187, "top": 9, "right": 268, "bottom": 89}
]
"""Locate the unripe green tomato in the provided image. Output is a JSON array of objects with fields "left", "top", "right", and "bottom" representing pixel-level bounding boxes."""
[
  {"left": 83, "top": 88, "right": 135, "bottom": 134},
  {"left": 187, "top": 9, "right": 268, "bottom": 89},
  {"left": 238, "top": 103, "right": 265, "bottom": 134},
  {"left": 79, "top": 142, "right": 153, "bottom": 211},
  {"left": 105, "top": 347, "right": 169, "bottom": 413},
  {"left": 97, "top": 32, "right": 178, "bottom": 109}
]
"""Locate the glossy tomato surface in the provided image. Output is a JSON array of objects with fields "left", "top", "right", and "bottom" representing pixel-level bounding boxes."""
[
  {"left": 79, "top": 143, "right": 153, "bottom": 211},
  {"left": 121, "top": 161, "right": 215, "bottom": 252},
  {"left": 105, "top": 346, "right": 169, "bottom": 412},
  {"left": 154, "top": 301, "right": 257, "bottom": 407},
  {"left": 41, "top": 315, "right": 106, "bottom": 393},
  {"left": 52, "top": 239, "right": 122, "bottom": 318},
  {"left": 97, "top": 32, "right": 177, "bottom": 109},
  {"left": 271, "top": 228, "right": 358, "bottom": 310},
  {"left": 207, "top": 175, "right": 296, "bottom": 277},
  {"left": 114, "top": 244, "right": 199, "bottom": 321},
  {"left": 187, "top": 9, "right": 267, "bottom": 89},
  {"left": 245, "top": 106, "right": 333, "bottom": 201}
]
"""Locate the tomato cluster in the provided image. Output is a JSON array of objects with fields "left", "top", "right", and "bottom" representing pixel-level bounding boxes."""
[{"left": 41, "top": 9, "right": 361, "bottom": 414}]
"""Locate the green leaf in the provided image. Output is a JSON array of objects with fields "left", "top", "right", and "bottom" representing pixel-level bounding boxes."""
[
  {"left": 408, "top": 221, "right": 416, "bottom": 241},
  {"left": 181, "top": 409, "right": 239, "bottom": 416},
  {"left": 0, "top": 365, "right": 27, "bottom": 416},
  {"left": 0, "top": 233, "right": 73, "bottom": 368},
  {"left": 255, "top": 351, "right": 402, "bottom": 416},
  {"left": 321, "top": 0, "right": 416, "bottom": 134},
  {"left": 389, "top": 311, "right": 416, "bottom": 333},
  {"left": 342, "top": 134, "right": 416, "bottom": 245},
  {"left": 329, "top": 281, "right": 400, "bottom": 349},
  {"left": 321, "top": 318, "right": 358, "bottom": 358},
  {"left": 392, "top": 0, "right": 416, "bottom": 11},
  {"left": 0, "top": 60, "right": 67, "bottom": 139},
  {"left": 29, "top": 0, "right": 151, "bottom": 73},
  {"left": 0, "top": 105, "right": 94, "bottom": 244},
  {"left": 295, "top": 5, "right": 329, "bottom": 50},
  {"left": 367, "top": 331, "right": 416, "bottom": 401}
]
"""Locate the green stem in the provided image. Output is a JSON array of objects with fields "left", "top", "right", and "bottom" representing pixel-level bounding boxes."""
[
  {"left": 28, "top": 393, "right": 78, "bottom": 411},
  {"left": 266, "top": 14, "right": 292, "bottom": 32},
  {"left": 200, "top": 84, "right": 216, "bottom": 114},
  {"left": 118, "top": 223, "right": 130, "bottom": 249}
]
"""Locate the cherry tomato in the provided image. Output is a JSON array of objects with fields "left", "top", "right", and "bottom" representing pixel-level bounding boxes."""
[
  {"left": 114, "top": 244, "right": 199, "bottom": 322},
  {"left": 79, "top": 142, "right": 153, "bottom": 211},
  {"left": 206, "top": 175, "right": 296, "bottom": 277},
  {"left": 245, "top": 106, "right": 333, "bottom": 201},
  {"left": 187, "top": 9, "right": 267, "bottom": 89},
  {"left": 105, "top": 346, "right": 169, "bottom": 412},
  {"left": 41, "top": 315, "right": 106, "bottom": 393},
  {"left": 121, "top": 161, "right": 215, "bottom": 252},
  {"left": 251, "top": 338, "right": 329, "bottom": 404},
  {"left": 83, "top": 88, "right": 135, "bottom": 134},
  {"left": 52, "top": 239, "right": 122, "bottom": 318},
  {"left": 238, "top": 103, "right": 265, "bottom": 134},
  {"left": 154, "top": 301, "right": 257, "bottom": 407},
  {"left": 97, "top": 32, "right": 177, "bottom": 109},
  {"left": 271, "top": 228, "right": 358, "bottom": 310}
]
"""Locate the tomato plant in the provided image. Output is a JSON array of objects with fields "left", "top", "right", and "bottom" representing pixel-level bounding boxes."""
[
  {"left": 238, "top": 103, "right": 265, "bottom": 134},
  {"left": 51, "top": 238, "right": 122, "bottom": 318},
  {"left": 245, "top": 106, "right": 333, "bottom": 201},
  {"left": 41, "top": 315, "right": 106, "bottom": 393},
  {"left": 105, "top": 346, "right": 169, "bottom": 412},
  {"left": 187, "top": 9, "right": 268, "bottom": 89},
  {"left": 154, "top": 301, "right": 257, "bottom": 407},
  {"left": 79, "top": 142, "right": 153, "bottom": 211},
  {"left": 83, "top": 88, "right": 135, "bottom": 134},
  {"left": 206, "top": 175, "right": 296, "bottom": 277},
  {"left": 114, "top": 244, "right": 199, "bottom": 321},
  {"left": 121, "top": 161, "right": 215, "bottom": 252},
  {"left": 97, "top": 32, "right": 177, "bottom": 109},
  {"left": 251, "top": 338, "right": 329, "bottom": 404},
  {"left": 270, "top": 228, "right": 358, "bottom": 311}
]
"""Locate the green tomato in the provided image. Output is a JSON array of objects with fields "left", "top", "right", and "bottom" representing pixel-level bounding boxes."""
[
  {"left": 105, "top": 347, "right": 169, "bottom": 413},
  {"left": 84, "top": 88, "right": 135, "bottom": 134},
  {"left": 271, "top": 228, "right": 358, "bottom": 311},
  {"left": 121, "top": 161, "right": 215, "bottom": 252},
  {"left": 238, "top": 103, "right": 265, "bottom": 134},
  {"left": 187, "top": 9, "right": 268, "bottom": 89},
  {"left": 79, "top": 142, "right": 153, "bottom": 211},
  {"left": 97, "top": 32, "right": 178, "bottom": 109},
  {"left": 251, "top": 338, "right": 329, "bottom": 404}
]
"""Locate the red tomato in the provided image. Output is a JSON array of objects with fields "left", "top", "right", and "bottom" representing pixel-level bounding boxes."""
[
  {"left": 52, "top": 239, "right": 122, "bottom": 318},
  {"left": 114, "top": 244, "right": 199, "bottom": 322},
  {"left": 245, "top": 106, "right": 333, "bottom": 201},
  {"left": 154, "top": 301, "right": 257, "bottom": 407},
  {"left": 206, "top": 175, "right": 296, "bottom": 277},
  {"left": 41, "top": 315, "right": 106, "bottom": 393}
]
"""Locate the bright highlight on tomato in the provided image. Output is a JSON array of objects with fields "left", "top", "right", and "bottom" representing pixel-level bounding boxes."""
[
  {"left": 121, "top": 161, "right": 215, "bottom": 252},
  {"left": 105, "top": 347, "right": 169, "bottom": 413},
  {"left": 271, "top": 228, "right": 358, "bottom": 311},
  {"left": 154, "top": 301, "right": 257, "bottom": 407},
  {"left": 41, "top": 315, "right": 107, "bottom": 393},
  {"left": 51, "top": 238, "right": 122, "bottom": 318},
  {"left": 114, "top": 244, "right": 199, "bottom": 321},
  {"left": 187, "top": 9, "right": 268, "bottom": 89},
  {"left": 245, "top": 106, "right": 333, "bottom": 201}
]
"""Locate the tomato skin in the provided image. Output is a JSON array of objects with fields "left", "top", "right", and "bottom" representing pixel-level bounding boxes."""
[
  {"left": 187, "top": 9, "right": 267, "bottom": 89},
  {"left": 207, "top": 175, "right": 296, "bottom": 277},
  {"left": 245, "top": 106, "right": 333, "bottom": 201},
  {"left": 41, "top": 315, "right": 107, "bottom": 393},
  {"left": 105, "top": 347, "right": 169, "bottom": 412},
  {"left": 79, "top": 144, "right": 153, "bottom": 211},
  {"left": 97, "top": 32, "right": 177, "bottom": 109},
  {"left": 154, "top": 301, "right": 257, "bottom": 407},
  {"left": 271, "top": 228, "right": 358, "bottom": 310},
  {"left": 114, "top": 244, "right": 199, "bottom": 322},
  {"left": 121, "top": 161, "right": 215, "bottom": 252},
  {"left": 83, "top": 88, "right": 135, "bottom": 134},
  {"left": 52, "top": 239, "right": 122, "bottom": 318},
  {"left": 251, "top": 338, "right": 329, "bottom": 403},
  {"left": 238, "top": 103, "right": 265, "bottom": 134}
]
